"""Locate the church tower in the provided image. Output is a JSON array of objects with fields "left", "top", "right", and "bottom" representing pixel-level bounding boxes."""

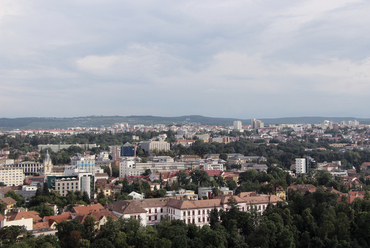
[{"left": 43, "top": 150, "right": 53, "bottom": 175}]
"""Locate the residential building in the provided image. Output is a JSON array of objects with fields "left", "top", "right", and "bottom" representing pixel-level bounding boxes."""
[
  {"left": 0, "top": 165, "right": 24, "bottom": 186},
  {"left": 251, "top": 119, "right": 264, "bottom": 130},
  {"left": 233, "top": 121, "right": 242, "bottom": 131},
  {"left": 140, "top": 141, "right": 170, "bottom": 155},
  {"left": 295, "top": 158, "right": 306, "bottom": 174}
]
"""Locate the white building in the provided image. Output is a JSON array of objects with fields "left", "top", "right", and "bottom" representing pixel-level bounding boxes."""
[
  {"left": 119, "top": 158, "right": 186, "bottom": 177},
  {"left": 295, "top": 158, "right": 307, "bottom": 174},
  {"left": 233, "top": 121, "right": 242, "bottom": 131},
  {"left": 140, "top": 141, "right": 170, "bottom": 155},
  {"left": 70, "top": 153, "right": 95, "bottom": 173}
]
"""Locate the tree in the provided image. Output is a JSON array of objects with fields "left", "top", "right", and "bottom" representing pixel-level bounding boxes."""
[
  {"left": 83, "top": 215, "right": 97, "bottom": 241},
  {"left": 144, "top": 169, "right": 152, "bottom": 176},
  {"left": 29, "top": 204, "right": 54, "bottom": 218},
  {"left": 0, "top": 225, "right": 27, "bottom": 247}
]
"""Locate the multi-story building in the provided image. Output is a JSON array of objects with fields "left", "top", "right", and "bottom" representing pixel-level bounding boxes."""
[
  {"left": 70, "top": 153, "right": 95, "bottom": 174},
  {"left": 233, "top": 121, "right": 242, "bottom": 131},
  {"left": 251, "top": 118, "right": 264, "bottom": 130},
  {"left": 140, "top": 141, "right": 170, "bottom": 155},
  {"left": 0, "top": 165, "right": 24, "bottom": 186},
  {"left": 119, "top": 158, "right": 186, "bottom": 177},
  {"left": 108, "top": 193, "right": 283, "bottom": 227},
  {"left": 47, "top": 169, "right": 95, "bottom": 198},
  {"left": 295, "top": 158, "right": 306, "bottom": 174},
  {"left": 121, "top": 143, "right": 137, "bottom": 157}
]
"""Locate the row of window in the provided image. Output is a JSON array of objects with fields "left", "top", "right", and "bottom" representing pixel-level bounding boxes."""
[
  {"left": 184, "top": 209, "right": 212, "bottom": 216},
  {"left": 148, "top": 208, "right": 164, "bottom": 214}
]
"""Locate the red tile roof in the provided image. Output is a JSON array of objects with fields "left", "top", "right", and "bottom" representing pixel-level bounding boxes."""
[
  {"left": 0, "top": 197, "right": 17, "bottom": 205},
  {"left": 73, "top": 204, "right": 105, "bottom": 214}
]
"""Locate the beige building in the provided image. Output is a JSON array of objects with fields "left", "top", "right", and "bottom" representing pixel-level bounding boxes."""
[
  {"left": 0, "top": 165, "right": 24, "bottom": 186},
  {"left": 109, "top": 193, "right": 283, "bottom": 227}
]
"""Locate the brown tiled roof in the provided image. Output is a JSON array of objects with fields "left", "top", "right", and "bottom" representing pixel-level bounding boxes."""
[
  {"left": 46, "top": 212, "right": 72, "bottom": 225},
  {"left": 166, "top": 198, "right": 221, "bottom": 209},
  {"left": 109, "top": 200, "right": 147, "bottom": 214},
  {"left": 0, "top": 187, "right": 13, "bottom": 195},
  {"left": 287, "top": 184, "right": 317, "bottom": 194},
  {"left": 7, "top": 211, "right": 41, "bottom": 222},
  {"left": 0, "top": 197, "right": 17, "bottom": 205},
  {"left": 0, "top": 214, "right": 4, "bottom": 221},
  {"left": 73, "top": 204, "right": 105, "bottom": 214},
  {"left": 33, "top": 221, "right": 50, "bottom": 230}
]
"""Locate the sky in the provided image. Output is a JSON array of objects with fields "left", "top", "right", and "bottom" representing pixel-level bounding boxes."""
[{"left": 1, "top": 0, "right": 370, "bottom": 119}]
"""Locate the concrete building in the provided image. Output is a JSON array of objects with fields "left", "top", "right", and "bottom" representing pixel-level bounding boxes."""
[
  {"left": 233, "top": 121, "right": 242, "bottom": 131},
  {"left": 295, "top": 158, "right": 307, "bottom": 174},
  {"left": 251, "top": 118, "right": 264, "bottom": 130},
  {"left": 38, "top": 143, "right": 97, "bottom": 152},
  {"left": 14, "top": 162, "right": 43, "bottom": 176},
  {"left": 140, "top": 141, "right": 170, "bottom": 155},
  {"left": 119, "top": 158, "right": 186, "bottom": 177},
  {"left": 70, "top": 153, "right": 95, "bottom": 174},
  {"left": 0, "top": 165, "right": 24, "bottom": 186}
]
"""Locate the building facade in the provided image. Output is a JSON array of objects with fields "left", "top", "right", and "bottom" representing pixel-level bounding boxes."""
[
  {"left": 0, "top": 165, "right": 24, "bottom": 186},
  {"left": 140, "top": 141, "right": 170, "bottom": 155}
]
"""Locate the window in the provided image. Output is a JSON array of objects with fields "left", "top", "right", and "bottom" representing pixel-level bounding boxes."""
[
  {"left": 161, "top": 208, "right": 163, "bottom": 213},
  {"left": 203, "top": 217, "right": 205, "bottom": 222},
  {"left": 203, "top": 210, "right": 205, "bottom": 214},
  {"left": 258, "top": 205, "right": 261, "bottom": 210},
  {"left": 198, "top": 210, "right": 200, "bottom": 215},
  {"left": 155, "top": 216, "right": 157, "bottom": 220},
  {"left": 192, "top": 211, "right": 195, "bottom": 215},
  {"left": 149, "top": 216, "right": 151, "bottom": 221},
  {"left": 198, "top": 217, "right": 201, "bottom": 222},
  {"left": 149, "top": 209, "right": 151, "bottom": 214},
  {"left": 184, "top": 212, "right": 186, "bottom": 216},
  {"left": 188, "top": 211, "right": 190, "bottom": 215},
  {"left": 155, "top": 209, "right": 157, "bottom": 213}
]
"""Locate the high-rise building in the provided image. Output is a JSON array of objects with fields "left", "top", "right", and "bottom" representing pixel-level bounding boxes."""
[
  {"left": 251, "top": 119, "right": 264, "bottom": 130},
  {"left": 233, "top": 121, "right": 242, "bottom": 131}
]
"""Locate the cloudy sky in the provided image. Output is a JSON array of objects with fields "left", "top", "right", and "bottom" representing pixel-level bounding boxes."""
[{"left": 1, "top": 0, "right": 370, "bottom": 119}]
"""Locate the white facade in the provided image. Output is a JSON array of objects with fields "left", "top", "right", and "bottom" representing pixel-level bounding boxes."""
[
  {"left": 70, "top": 154, "right": 95, "bottom": 173},
  {"left": 295, "top": 158, "right": 306, "bottom": 174},
  {"left": 0, "top": 165, "right": 24, "bottom": 186},
  {"left": 120, "top": 160, "right": 187, "bottom": 177},
  {"left": 0, "top": 217, "right": 33, "bottom": 231},
  {"left": 233, "top": 121, "right": 242, "bottom": 131},
  {"left": 140, "top": 141, "right": 170, "bottom": 155}
]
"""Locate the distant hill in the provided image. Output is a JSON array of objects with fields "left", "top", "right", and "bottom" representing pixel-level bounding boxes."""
[{"left": 0, "top": 115, "right": 369, "bottom": 130}]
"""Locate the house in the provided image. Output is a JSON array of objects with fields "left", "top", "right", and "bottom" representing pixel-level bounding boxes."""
[
  {"left": 73, "top": 203, "right": 105, "bottom": 214},
  {"left": 1, "top": 209, "right": 41, "bottom": 231},
  {"left": 0, "top": 197, "right": 17, "bottom": 213},
  {"left": 128, "top": 191, "right": 144, "bottom": 199}
]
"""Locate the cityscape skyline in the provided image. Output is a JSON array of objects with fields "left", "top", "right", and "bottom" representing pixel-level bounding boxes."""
[{"left": 1, "top": 0, "right": 370, "bottom": 119}]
